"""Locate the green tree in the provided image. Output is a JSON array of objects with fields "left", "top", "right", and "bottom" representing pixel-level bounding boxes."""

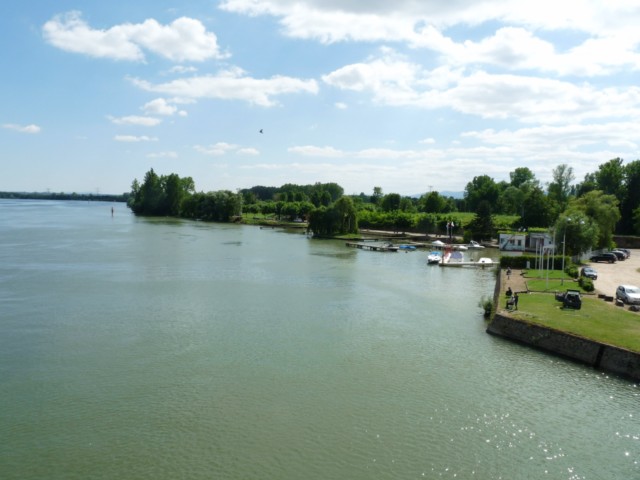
[
  {"left": 498, "top": 185, "right": 525, "bottom": 215},
  {"left": 547, "top": 164, "right": 575, "bottom": 213},
  {"left": 595, "top": 158, "right": 625, "bottom": 200},
  {"left": 381, "top": 193, "right": 401, "bottom": 212},
  {"left": 464, "top": 175, "right": 499, "bottom": 212},
  {"left": 333, "top": 196, "right": 358, "bottom": 233},
  {"left": 620, "top": 160, "right": 640, "bottom": 234},
  {"left": 554, "top": 210, "right": 599, "bottom": 257},
  {"left": 570, "top": 190, "right": 620, "bottom": 249},
  {"left": 466, "top": 200, "right": 495, "bottom": 241},
  {"left": 421, "top": 191, "right": 446, "bottom": 213},
  {"left": 521, "top": 186, "right": 553, "bottom": 228},
  {"left": 509, "top": 167, "right": 539, "bottom": 190},
  {"left": 371, "top": 186, "right": 383, "bottom": 205}
]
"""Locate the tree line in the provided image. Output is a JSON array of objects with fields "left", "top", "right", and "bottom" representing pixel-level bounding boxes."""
[{"left": 127, "top": 157, "right": 640, "bottom": 255}]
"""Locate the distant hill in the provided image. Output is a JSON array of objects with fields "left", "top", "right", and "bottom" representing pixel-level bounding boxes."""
[
  {"left": 411, "top": 191, "right": 464, "bottom": 199},
  {"left": 441, "top": 191, "right": 464, "bottom": 199}
]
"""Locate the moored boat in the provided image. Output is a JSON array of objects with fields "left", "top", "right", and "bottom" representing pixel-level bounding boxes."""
[{"left": 427, "top": 251, "right": 442, "bottom": 264}]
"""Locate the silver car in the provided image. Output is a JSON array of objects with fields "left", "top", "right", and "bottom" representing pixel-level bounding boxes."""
[{"left": 615, "top": 285, "right": 640, "bottom": 304}]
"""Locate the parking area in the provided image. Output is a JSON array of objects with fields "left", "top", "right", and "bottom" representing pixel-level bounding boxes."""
[{"left": 586, "top": 249, "right": 639, "bottom": 298}]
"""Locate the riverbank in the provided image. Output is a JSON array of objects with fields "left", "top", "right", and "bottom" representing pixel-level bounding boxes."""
[{"left": 488, "top": 264, "right": 640, "bottom": 381}]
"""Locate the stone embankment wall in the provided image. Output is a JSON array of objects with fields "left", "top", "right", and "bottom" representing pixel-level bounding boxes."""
[
  {"left": 491, "top": 266, "right": 640, "bottom": 380},
  {"left": 487, "top": 314, "right": 640, "bottom": 381}
]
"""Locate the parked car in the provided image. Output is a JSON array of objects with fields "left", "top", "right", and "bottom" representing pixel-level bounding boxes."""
[
  {"left": 580, "top": 267, "right": 598, "bottom": 280},
  {"left": 555, "top": 289, "right": 582, "bottom": 309},
  {"left": 616, "top": 285, "right": 640, "bottom": 305},
  {"left": 609, "top": 250, "right": 626, "bottom": 261},
  {"left": 612, "top": 249, "right": 629, "bottom": 259},
  {"left": 589, "top": 252, "right": 617, "bottom": 263}
]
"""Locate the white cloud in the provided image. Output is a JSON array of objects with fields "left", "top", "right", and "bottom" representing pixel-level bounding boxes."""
[
  {"left": 108, "top": 115, "right": 162, "bottom": 126},
  {"left": 142, "top": 98, "right": 178, "bottom": 116},
  {"left": 221, "top": 1, "right": 640, "bottom": 77},
  {"left": 114, "top": 135, "right": 158, "bottom": 142},
  {"left": 195, "top": 142, "right": 239, "bottom": 156},
  {"left": 288, "top": 145, "right": 345, "bottom": 157},
  {"left": 237, "top": 147, "right": 260, "bottom": 155},
  {"left": 195, "top": 143, "right": 260, "bottom": 157},
  {"left": 130, "top": 68, "right": 319, "bottom": 107},
  {"left": 2, "top": 123, "right": 41, "bottom": 134},
  {"left": 167, "top": 65, "right": 198, "bottom": 75},
  {"left": 419, "top": 138, "right": 436, "bottom": 144},
  {"left": 323, "top": 52, "right": 640, "bottom": 124},
  {"left": 43, "top": 11, "right": 227, "bottom": 62}
]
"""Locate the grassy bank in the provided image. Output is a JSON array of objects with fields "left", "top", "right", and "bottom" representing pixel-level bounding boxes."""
[{"left": 507, "top": 292, "right": 640, "bottom": 353}]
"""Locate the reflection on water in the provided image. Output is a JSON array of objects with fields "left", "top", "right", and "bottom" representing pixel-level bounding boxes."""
[{"left": 0, "top": 199, "right": 638, "bottom": 480}]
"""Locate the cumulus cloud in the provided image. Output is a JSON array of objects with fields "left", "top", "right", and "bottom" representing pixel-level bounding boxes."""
[
  {"left": 220, "top": 1, "right": 640, "bottom": 76},
  {"left": 108, "top": 115, "right": 162, "bottom": 126},
  {"left": 142, "top": 98, "right": 178, "bottom": 116},
  {"left": 322, "top": 51, "right": 640, "bottom": 124},
  {"left": 43, "top": 11, "right": 227, "bottom": 62},
  {"left": 130, "top": 68, "right": 318, "bottom": 107},
  {"left": 2, "top": 123, "right": 41, "bottom": 134}
]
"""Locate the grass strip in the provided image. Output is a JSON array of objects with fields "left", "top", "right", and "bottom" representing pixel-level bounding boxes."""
[{"left": 507, "top": 292, "right": 640, "bottom": 353}]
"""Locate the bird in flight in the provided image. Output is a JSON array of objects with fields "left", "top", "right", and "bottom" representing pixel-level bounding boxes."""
[{"left": 259, "top": 129, "right": 263, "bottom": 134}]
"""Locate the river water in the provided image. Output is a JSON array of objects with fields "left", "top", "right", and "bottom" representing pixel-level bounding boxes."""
[{"left": 0, "top": 199, "right": 638, "bottom": 479}]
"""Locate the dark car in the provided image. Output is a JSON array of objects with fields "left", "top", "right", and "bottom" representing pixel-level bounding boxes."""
[
  {"left": 555, "top": 289, "right": 582, "bottom": 309},
  {"left": 589, "top": 252, "right": 617, "bottom": 263},
  {"left": 580, "top": 267, "right": 598, "bottom": 280},
  {"left": 608, "top": 250, "right": 626, "bottom": 261}
]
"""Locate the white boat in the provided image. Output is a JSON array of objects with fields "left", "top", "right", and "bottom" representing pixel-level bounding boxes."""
[
  {"left": 427, "top": 251, "right": 442, "bottom": 264},
  {"left": 431, "top": 240, "right": 446, "bottom": 248},
  {"left": 468, "top": 240, "right": 485, "bottom": 249},
  {"left": 477, "top": 257, "right": 493, "bottom": 265}
]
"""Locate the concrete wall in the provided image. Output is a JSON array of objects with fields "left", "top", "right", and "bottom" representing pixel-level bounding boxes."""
[{"left": 487, "top": 313, "right": 640, "bottom": 381}]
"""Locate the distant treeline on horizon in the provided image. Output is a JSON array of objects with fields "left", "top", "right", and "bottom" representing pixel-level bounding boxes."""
[{"left": 0, "top": 191, "right": 129, "bottom": 202}]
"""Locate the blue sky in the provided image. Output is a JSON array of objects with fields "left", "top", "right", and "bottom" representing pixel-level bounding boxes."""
[{"left": 2, "top": 1, "right": 639, "bottom": 196}]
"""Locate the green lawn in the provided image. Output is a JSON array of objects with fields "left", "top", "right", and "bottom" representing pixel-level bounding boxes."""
[
  {"left": 506, "top": 292, "right": 640, "bottom": 352},
  {"left": 522, "top": 269, "right": 589, "bottom": 293}
]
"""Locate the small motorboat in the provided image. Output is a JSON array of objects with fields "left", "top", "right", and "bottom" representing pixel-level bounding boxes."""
[
  {"left": 427, "top": 251, "right": 442, "bottom": 264},
  {"left": 468, "top": 240, "right": 485, "bottom": 249}
]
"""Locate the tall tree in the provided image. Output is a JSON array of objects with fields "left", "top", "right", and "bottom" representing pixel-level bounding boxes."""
[
  {"left": 466, "top": 200, "right": 495, "bottom": 240},
  {"left": 571, "top": 190, "right": 620, "bottom": 249},
  {"left": 595, "top": 158, "right": 625, "bottom": 200},
  {"left": 547, "top": 164, "right": 575, "bottom": 213},
  {"left": 521, "top": 186, "right": 553, "bottom": 228},
  {"left": 509, "top": 167, "right": 539, "bottom": 190},
  {"left": 464, "top": 175, "right": 499, "bottom": 212},
  {"left": 621, "top": 160, "right": 640, "bottom": 234}
]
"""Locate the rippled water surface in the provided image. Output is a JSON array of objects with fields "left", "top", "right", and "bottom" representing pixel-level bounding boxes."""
[{"left": 1, "top": 199, "right": 638, "bottom": 479}]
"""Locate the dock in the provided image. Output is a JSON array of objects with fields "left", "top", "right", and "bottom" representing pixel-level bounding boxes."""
[
  {"left": 345, "top": 241, "right": 399, "bottom": 252},
  {"left": 440, "top": 258, "right": 496, "bottom": 268}
]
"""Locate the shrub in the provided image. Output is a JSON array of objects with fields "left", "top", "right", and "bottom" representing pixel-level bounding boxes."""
[
  {"left": 579, "top": 276, "right": 595, "bottom": 292},
  {"left": 478, "top": 296, "right": 493, "bottom": 317},
  {"left": 565, "top": 264, "right": 579, "bottom": 279}
]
